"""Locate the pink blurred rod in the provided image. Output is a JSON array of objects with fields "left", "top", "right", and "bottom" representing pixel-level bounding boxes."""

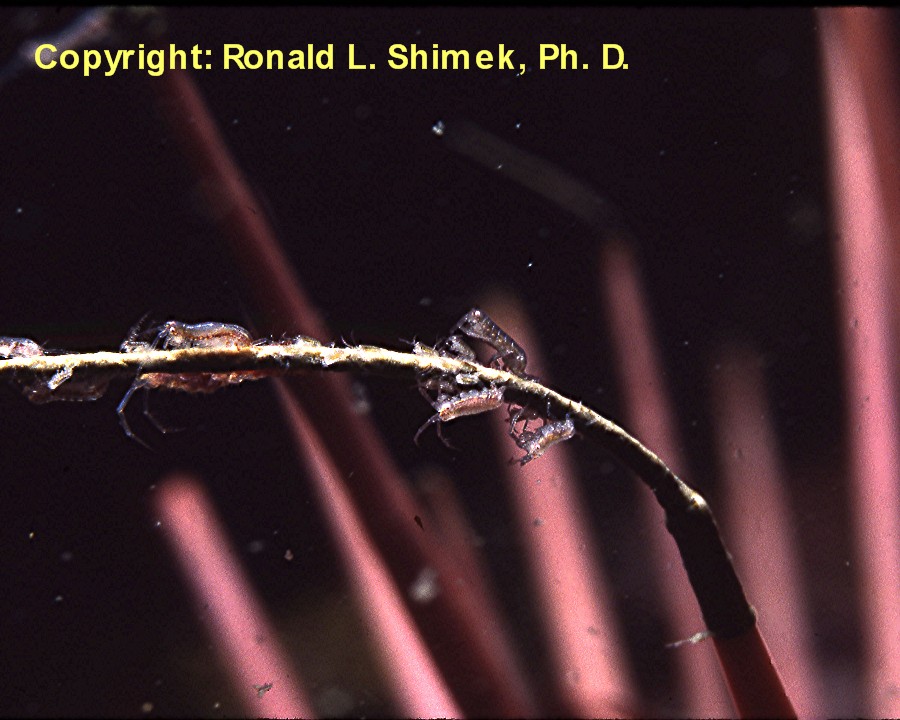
[
  {"left": 819, "top": 10, "right": 900, "bottom": 717},
  {"left": 712, "top": 348, "right": 823, "bottom": 719},
  {"left": 834, "top": 10, "right": 900, "bottom": 342},
  {"left": 485, "top": 293, "right": 637, "bottom": 718},
  {"left": 274, "top": 384, "right": 463, "bottom": 719},
  {"left": 598, "top": 239, "right": 733, "bottom": 717},
  {"left": 154, "top": 474, "right": 314, "bottom": 718},
  {"left": 415, "top": 468, "right": 498, "bottom": 604}
]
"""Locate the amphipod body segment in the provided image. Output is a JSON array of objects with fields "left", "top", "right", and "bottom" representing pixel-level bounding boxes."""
[{"left": 415, "top": 385, "right": 506, "bottom": 447}]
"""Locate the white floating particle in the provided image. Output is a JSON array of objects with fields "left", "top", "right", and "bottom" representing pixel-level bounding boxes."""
[
  {"left": 247, "top": 539, "right": 265, "bottom": 554},
  {"left": 409, "top": 566, "right": 440, "bottom": 603}
]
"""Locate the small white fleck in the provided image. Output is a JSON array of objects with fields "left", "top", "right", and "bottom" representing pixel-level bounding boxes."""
[
  {"left": 431, "top": 120, "right": 445, "bottom": 137},
  {"left": 141, "top": 701, "right": 154, "bottom": 713},
  {"left": 409, "top": 566, "right": 440, "bottom": 603},
  {"left": 247, "top": 539, "right": 265, "bottom": 554},
  {"left": 351, "top": 382, "right": 372, "bottom": 415},
  {"left": 15, "top": 207, "right": 24, "bottom": 215},
  {"left": 54, "top": 595, "right": 64, "bottom": 603}
]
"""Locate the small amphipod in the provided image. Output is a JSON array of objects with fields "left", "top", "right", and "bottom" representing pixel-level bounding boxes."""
[
  {"left": 509, "top": 407, "right": 576, "bottom": 465},
  {"left": 154, "top": 321, "right": 253, "bottom": 350},
  {"left": 0, "top": 337, "right": 44, "bottom": 358},
  {"left": 435, "top": 333, "right": 477, "bottom": 363},
  {"left": 414, "top": 385, "right": 506, "bottom": 447},
  {"left": 23, "top": 372, "right": 110, "bottom": 403},
  {"left": 453, "top": 308, "right": 528, "bottom": 376},
  {"left": 1, "top": 337, "right": 109, "bottom": 402}
]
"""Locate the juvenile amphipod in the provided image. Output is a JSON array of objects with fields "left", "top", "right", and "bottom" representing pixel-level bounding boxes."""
[
  {"left": 435, "top": 333, "right": 477, "bottom": 363},
  {"left": 23, "top": 372, "right": 110, "bottom": 403},
  {"left": 453, "top": 308, "right": 529, "bottom": 376},
  {"left": 1, "top": 336, "right": 110, "bottom": 402},
  {"left": 154, "top": 320, "right": 253, "bottom": 350},
  {"left": 415, "top": 385, "right": 506, "bottom": 447},
  {"left": 0, "top": 337, "right": 44, "bottom": 358},
  {"left": 509, "top": 406, "right": 576, "bottom": 465},
  {"left": 268, "top": 335, "right": 322, "bottom": 347}
]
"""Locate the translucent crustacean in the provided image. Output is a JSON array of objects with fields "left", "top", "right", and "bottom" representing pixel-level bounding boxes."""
[
  {"left": 116, "top": 319, "right": 260, "bottom": 445},
  {"left": 414, "top": 385, "right": 506, "bottom": 447},
  {"left": 1, "top": 336, "right": 109, "bottom": 402},
  {"left": 453, "top": 308, "right": 528, "bottom": 377},
  {"left": 152, "top": 320, "right": 254, "bottom": 350},
  {"left": 23, "top": 366, "right": 111, "bottom": 404},
  {"left": 508, "top": 405, "right": 576, "bottom": 465},
  {"left": 0, "top": 337, "right": 44, "bottom": 359}
]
